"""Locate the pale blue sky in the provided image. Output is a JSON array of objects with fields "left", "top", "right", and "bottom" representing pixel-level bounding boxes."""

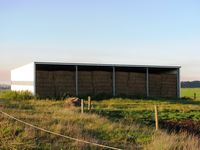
[{"left": 0, "top": 0, "right": 200, "bottom": 83}]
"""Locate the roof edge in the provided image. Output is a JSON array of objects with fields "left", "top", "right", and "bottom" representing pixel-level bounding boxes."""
[{"left": 33, "top": 61, "right": 181, "bottom": 69}]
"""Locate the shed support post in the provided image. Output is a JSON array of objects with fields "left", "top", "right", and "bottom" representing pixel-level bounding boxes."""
[
  {"left": 146, "top": 67, "right": 149, "bottom": 97},
  {"left": 177, "top": 68, "right": 181, "bottom": 98},
  {"left": 33, "top": 62, "right": 36, "bottom": 96},
  {"left": 75, "top": 65, "right": 78, "bottom": 97},
  {"left": 113, "top": 66, "right": 116, "bottom": 97}
]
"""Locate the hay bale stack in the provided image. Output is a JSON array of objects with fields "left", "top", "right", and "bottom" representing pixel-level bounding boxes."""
[
  {"left": 78, "top": 71, "right": 93, "bottom": 96},
  {"left": 149, "top": 74, "right": 177, "bottom": 98},
  {"left": 54, "top": 71, "right": 76, "bottom": 97},
  {"left": 149, "top": 74, "right": 162, "bottom": 97},
  {"left": 116, "top": 72, "right": 146, "bottom": 96},
  {"left": 161, "top": 74, "right": 177, "bottom": 97},
  {"left": 128, "top": 72, "right": 146, "bottom": 95},
  {"left": 36, "top": 67, "right": 178, "bottom": 98},
  {"left": 115, "top": 72, "right": 129, "bottom": 95},
  {"left": 36, "top": 70, "right": 76, "bottom": 98},
  {"left": 36, "top": 71, "right": 55, "bottom": 98},
  {"left": 93, "top": 71, "right": 112, "bottom": 95},
  {"left": 78, "top": 70, "right": 113, "bottom": 96}
]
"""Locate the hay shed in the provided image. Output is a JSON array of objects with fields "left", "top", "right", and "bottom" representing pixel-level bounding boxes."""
[{"left": 11, "top": 62, "right": 181, "bottom": 98}]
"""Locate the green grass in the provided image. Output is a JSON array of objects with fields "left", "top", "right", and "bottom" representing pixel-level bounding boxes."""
[
  {"left": 0, "top": 90, "right": 34, "bottom": 100},
  {"left": 91, "top": 96, "right": 200, "bottom": 123},
  {"left": 181, "top": 88, "right": 200, "bottom": 100}
]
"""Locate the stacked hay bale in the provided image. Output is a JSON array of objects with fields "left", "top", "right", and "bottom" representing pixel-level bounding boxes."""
[
  {"left": 93, "top": 71, "right": 112, "bottom": 96},
  {"left": 149, "top": 74, "right": 162, "bottom": 97},
  {"left": 35, "top": 65, "right": 178, "bottom": 99},
  {"left": 54, "top": 71, "right": 76, "bottom": 97},
  {"left": 161, "top": 74, "right": 177, "bottom": 97},
  {"left": 78, "top": 71, "right": 93, "bottom": 96},
  {"left": 149, "top": 73, "right": 177, "bottom": 98},
  {"left": 36, "top": 70, "right": 76, "bottom": 98},
  {"left": 116, "top": 71, "right": 146, "bottom": 97},
  {"left": 36, "top": 71, "right": 55, "bottom": 98},
  {"left": 78, "top": 70, "right": 113, "bottom": 97},
  {"left": 132, "top": 73, "right": 146, "bottom": 95},
  {"left": 115, "top": 72, "right": 128, "bottom": 96}
]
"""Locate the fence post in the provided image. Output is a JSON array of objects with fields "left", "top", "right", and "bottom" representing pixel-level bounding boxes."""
[
  {"left": 194, "top": 93, "right": 196, "bottom": 100},
  {"left": 81, "top": 99, "right": 84, "bottom": 114},
  {"left": 154, "top": 105, "right": 159, "bottom": 131},
  {"left": 88, "top": 96, "right": 91, "bottom": 110}
]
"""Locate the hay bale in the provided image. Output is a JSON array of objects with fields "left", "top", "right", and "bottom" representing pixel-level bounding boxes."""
[
  {"left": 78, "top": 70, "right": 113, "bottom": 96},
  {"left": 116, "top": 71, "right": 146, "bottom": 96},
  {"left": 64, "top": 97, "right": 81, "bottom": 108}
]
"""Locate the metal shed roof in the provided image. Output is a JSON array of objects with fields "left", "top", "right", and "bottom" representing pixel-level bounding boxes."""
[{"left": 34, "top": 62, "right": 181, "bottom": 69}]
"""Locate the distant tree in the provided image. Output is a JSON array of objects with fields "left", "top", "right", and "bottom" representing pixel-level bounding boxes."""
[
  {"left": 0, "top": 84, "right": 11, "bottom": 90},
  {"left": 181, "top": 81, "right": 200, "bottom": 88}
]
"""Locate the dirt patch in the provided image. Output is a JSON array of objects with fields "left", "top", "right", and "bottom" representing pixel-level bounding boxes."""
[{"left": 160, "top": 120, "right": 200, "bottom": 135}]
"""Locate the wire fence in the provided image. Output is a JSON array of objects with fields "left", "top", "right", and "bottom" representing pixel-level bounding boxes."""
[{"left": 0, "top": 109, "right": 122, "bottom": 150}]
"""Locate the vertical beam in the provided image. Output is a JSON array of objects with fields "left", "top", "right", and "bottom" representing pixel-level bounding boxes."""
[
  {"left": 112, "top": 66, "right": 116, "bottom": 97},
  {"left": 177, "top": 68, "right": 181, "bottom": 98},
  {"left": 75, "top": 65, "right": 78, "bottom": 97},
  {"left": 146, "top": 67, "right": 149, "bottom": 97},
  {"left": 33, "top": 62, "right": 36, "bottom": 96}
]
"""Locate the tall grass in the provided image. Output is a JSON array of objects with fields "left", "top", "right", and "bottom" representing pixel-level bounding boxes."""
[
  {"left": 0, "top": 99, "right": 152, "bottom": 149},
  {"left": 145, "top": 131, "right": 200, "bottom": 150}
]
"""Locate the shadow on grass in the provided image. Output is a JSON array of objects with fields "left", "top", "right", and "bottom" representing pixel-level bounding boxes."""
[
  {"left": 1, "top": 99, "right": 35, "bottom": 110},
  {"left": 77, "top": 91, "right": 200, "bottom": 105},
  {"left": 95, "top": 96, "right": 200, "bottom": 105},
  {"left": 144, "top": 97, "right": 200, "bottom": 105},
  {"left": 91, "top": 109, "right": 154, "bottom": 125},
  {"left": 91, "top": 108, "right": 200, "bottom": 128},
  {"left": 159, "top": 120, "right": 200, "bottom": 137}
]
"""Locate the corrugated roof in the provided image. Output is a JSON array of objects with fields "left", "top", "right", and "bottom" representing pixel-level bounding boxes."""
[{"left": 34, "top": 61, "right": 181, "bottom": 69}]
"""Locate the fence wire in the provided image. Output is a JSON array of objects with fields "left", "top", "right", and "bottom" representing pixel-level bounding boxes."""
[{"left": 0, "top": 110, "right": 122, "bottom": 150}]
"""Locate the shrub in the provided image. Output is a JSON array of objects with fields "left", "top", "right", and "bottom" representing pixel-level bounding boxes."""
[{"left": 0, "top": 90, "right": 34, "bottom": 100}]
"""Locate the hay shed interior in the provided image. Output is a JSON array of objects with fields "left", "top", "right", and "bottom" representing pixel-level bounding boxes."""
[
  {"left": 10, "top": 62, "right": 181, "bottom": 99},
  {"left": 33, "top": 62, "right": 181, "bottom": 99}
]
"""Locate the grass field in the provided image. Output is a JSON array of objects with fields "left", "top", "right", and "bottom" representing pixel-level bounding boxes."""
[
  {"left": 181, "top": 88, "right": 200, "bottom": 100},
  {"left": 0, "top": 99, "right": 154, "bottom": 149},
  {"left": 0, "top": 88, "right": 200, "bottom": 149}
]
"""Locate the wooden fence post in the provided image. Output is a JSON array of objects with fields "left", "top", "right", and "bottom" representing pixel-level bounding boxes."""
[
  {"left": 81, "top": 99, "right": 84, "bottom": 114},
  {"left": 88, "top": 96, "right": 91, "bottom": 110},
  {"left": 154, "top": 105, "right": 159, "bottom": 131},
  {"left": 194, "top": 93, "right": 196, "bottom": 100}
]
